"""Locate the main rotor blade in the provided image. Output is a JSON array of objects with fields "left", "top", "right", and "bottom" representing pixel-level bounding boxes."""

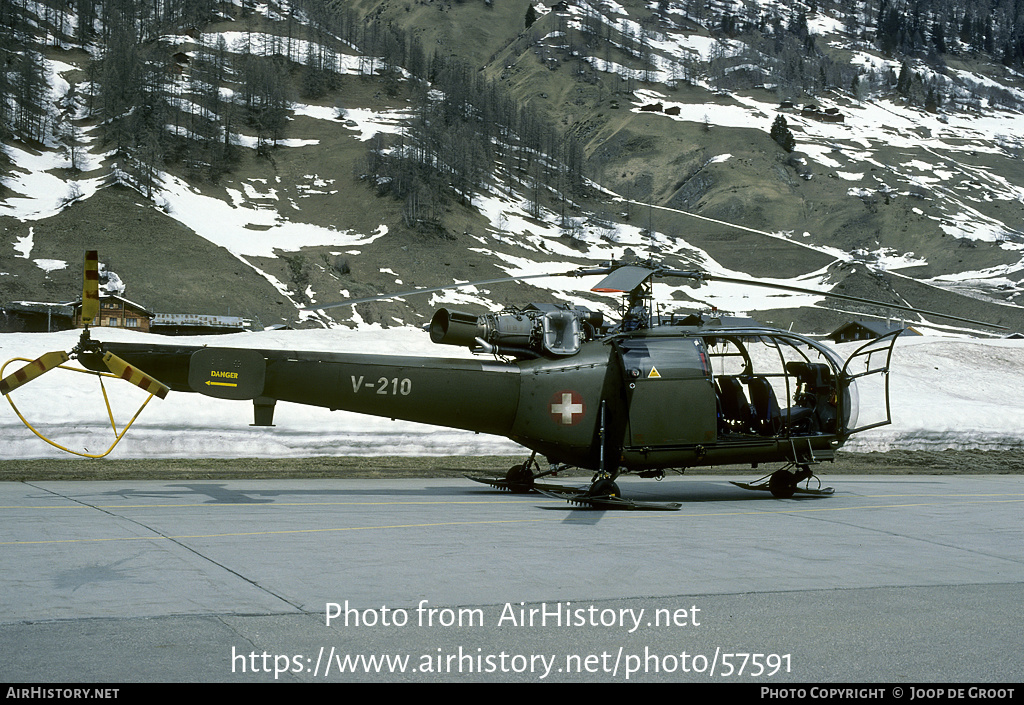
[
  {"left": 0, "top": 351, "right": 70, "bottom": 396},
  {"left": 81, "top": 250, "right": 100, "bottom": 327},
  {"left": 701, "top": 273, "right": 1008, "bottom": 330},
  {"left": 101, "top": 352, "right": 170, "bottom": 399},
  {"left": 306, "top": 270, "right": 583, "bottom": 312}
]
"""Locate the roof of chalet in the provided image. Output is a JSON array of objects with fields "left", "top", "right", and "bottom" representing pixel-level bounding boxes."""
[
  {"left": 829, "top": 319, "right": 921, "bottom": 337},
  {"left": 71, "top": 294, "right": 155, "bottom": 317},
  {"left": 2, "top": 301, "right": 76, "bottom": 317}
]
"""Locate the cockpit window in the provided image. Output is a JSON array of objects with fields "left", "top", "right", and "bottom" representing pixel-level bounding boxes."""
[{"left": 704, "top": 334, "right": 842, "bottom": 437}]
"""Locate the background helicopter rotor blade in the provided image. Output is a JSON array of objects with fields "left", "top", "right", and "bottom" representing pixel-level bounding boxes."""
[
  {"left": 0, "top": 351, "right": 71, "bottom": 396},
  {"left": 81, "top": 250, "right": 100, "bottom": 327},
  {"left": 587, "top": 263, "right": 1006, "bottom": 330},
  {"left": 305, "top": 269, "right": 584, "bottom": 312},
  {"left": 100, "top": 352, "right": 170, "bottom": 399},
  {"left": 692, "top": 272, "right": 1008, "bottom": 330},
  {"left": 307, "top": 255, "right": 1004, "bottom": 331}
]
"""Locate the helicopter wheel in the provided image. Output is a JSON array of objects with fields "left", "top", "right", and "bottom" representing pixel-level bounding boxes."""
[
  {"left": 504, "top": 464, "right": 535, "bottom": 494},
  {"left": 587, "top": 478, "right": 620, "bottom": 498},
  {"left": 768, "top": 470, "right": 797, "bottom": 499}
]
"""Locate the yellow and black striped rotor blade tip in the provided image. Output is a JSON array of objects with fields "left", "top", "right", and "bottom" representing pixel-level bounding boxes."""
[
  {"left": 81, "top": 250, "right": 100, "bottom": 326},
  {"left": 101, "top": 352, "right": 169, "bottom": 400},
  {"left": 0, "top": 351, "right": 70, "bottom": 396}
]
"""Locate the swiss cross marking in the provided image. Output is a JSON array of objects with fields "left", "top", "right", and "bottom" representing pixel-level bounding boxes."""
[{"left": 549, "top": 390, "right": 585, "bottom": 426}]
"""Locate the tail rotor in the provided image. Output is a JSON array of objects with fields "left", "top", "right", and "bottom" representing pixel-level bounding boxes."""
[{"left": 1, "top": 250, "right": 170, "bottom": 457}]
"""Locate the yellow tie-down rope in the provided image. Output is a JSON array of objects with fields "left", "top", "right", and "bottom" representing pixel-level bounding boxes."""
[{"left": 1, "top": 357, "right": 160, "bottom": 459}]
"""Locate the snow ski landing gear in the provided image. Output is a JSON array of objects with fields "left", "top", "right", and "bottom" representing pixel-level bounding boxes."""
[
  {"left": 534, "top": 471, "right": 682, "bottom": 511},
  {"left": 731, "top": 464, "right": 835, "bottom": 498},
  {"left": 467, "top": 453, "right": 578, "bottom": 494},
  {"left": 535, "top": 484, "right": 683, "bottom": 511}
]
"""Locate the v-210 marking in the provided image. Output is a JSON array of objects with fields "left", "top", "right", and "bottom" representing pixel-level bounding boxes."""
[{"left": 350, "top": 375, "right": 413, "bottom": 396}]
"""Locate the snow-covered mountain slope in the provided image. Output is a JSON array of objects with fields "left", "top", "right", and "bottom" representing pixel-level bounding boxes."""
[{"left": 2, "top": 0, "right": 1023, "bottom": 335}]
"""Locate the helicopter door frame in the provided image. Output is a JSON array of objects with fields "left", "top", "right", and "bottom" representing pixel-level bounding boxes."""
[
  {"left": 839, "top": 329, "right": 902, "bottom": 435},
  {"left": 617, "top": 337, "right": 717, "bottom": 448},
  {"left": 757, "top": 334, "right": 797, "bottom": 434}
]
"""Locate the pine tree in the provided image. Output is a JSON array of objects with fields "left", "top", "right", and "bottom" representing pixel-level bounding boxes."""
[
  {"left": 896, "top": 60, "right": 912, "bottom": 97},
  {"left": 770, "top": 115, "right": 795, "bottom": 152},
  {"left": 525, "top": 5, "right": 537, "bottom": 29},
  {"left": 11, "top": 48, "right": 49, "bottom": 142}
]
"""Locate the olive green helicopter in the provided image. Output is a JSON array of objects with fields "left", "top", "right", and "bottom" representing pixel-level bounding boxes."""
[{"left": 0, "top": 251, "right": 994, "bottom": 509}]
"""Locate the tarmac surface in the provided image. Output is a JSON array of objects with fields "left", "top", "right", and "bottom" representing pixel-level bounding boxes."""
[{"left": 1, "top": 472, "right": 1022, "bottom": 683}]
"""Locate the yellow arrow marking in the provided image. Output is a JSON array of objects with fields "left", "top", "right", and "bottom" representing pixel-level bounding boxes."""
[{"left": 206, "top": 380, "right": 238, "bottom": 388}]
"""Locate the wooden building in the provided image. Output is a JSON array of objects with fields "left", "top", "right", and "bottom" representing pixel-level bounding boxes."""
[
  {"left": 828, "top": 320, "right": 920, "bottom": 343},
  {"left": 0, "top": 302, "right": 76, "bottom": 332},
  {"left": 74, "top": 295, "right": 155, "bottom": 333},
  {"left": 151, "top": 313, "right": 252, "bottom": 336}
]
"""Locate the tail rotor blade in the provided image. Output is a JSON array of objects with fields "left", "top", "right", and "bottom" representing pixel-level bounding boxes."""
[
  {"left": 82, "top": 250, "right": 100, "bottom": 327},
  {"left": 101, "top": 352, "right": 170, "bottom": 399},
  {"left": 0, "top": 351, "right": 70, "bottom": 396}
]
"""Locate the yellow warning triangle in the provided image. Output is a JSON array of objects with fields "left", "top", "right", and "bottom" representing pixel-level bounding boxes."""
[{"left": 648, "top": 366, "right": 661, "bottom": 378}]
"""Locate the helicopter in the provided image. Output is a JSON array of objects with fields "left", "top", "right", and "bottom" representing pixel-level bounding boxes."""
[{"left": 0, "top": 251, "right": 996, "bottom": 509}]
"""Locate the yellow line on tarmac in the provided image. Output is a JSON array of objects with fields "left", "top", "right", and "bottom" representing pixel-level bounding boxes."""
[
  {"left": 683, "top": 498, "right": 1024, "bottom": 519},
  {"left": 1, "top": 497, "right": 1021, "bottom": 546},
  {"left": 0, "top": 499, "right": 549, "bottom": 511},
  {"left": 857, "top": 492, "right": 1024, "bottom": 499},
  {"left": 2, "top": 491, "right": 1021, "bottom": 513},
  {"left": 1, "top": 517, "right": 557, "bottom": 545}
]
